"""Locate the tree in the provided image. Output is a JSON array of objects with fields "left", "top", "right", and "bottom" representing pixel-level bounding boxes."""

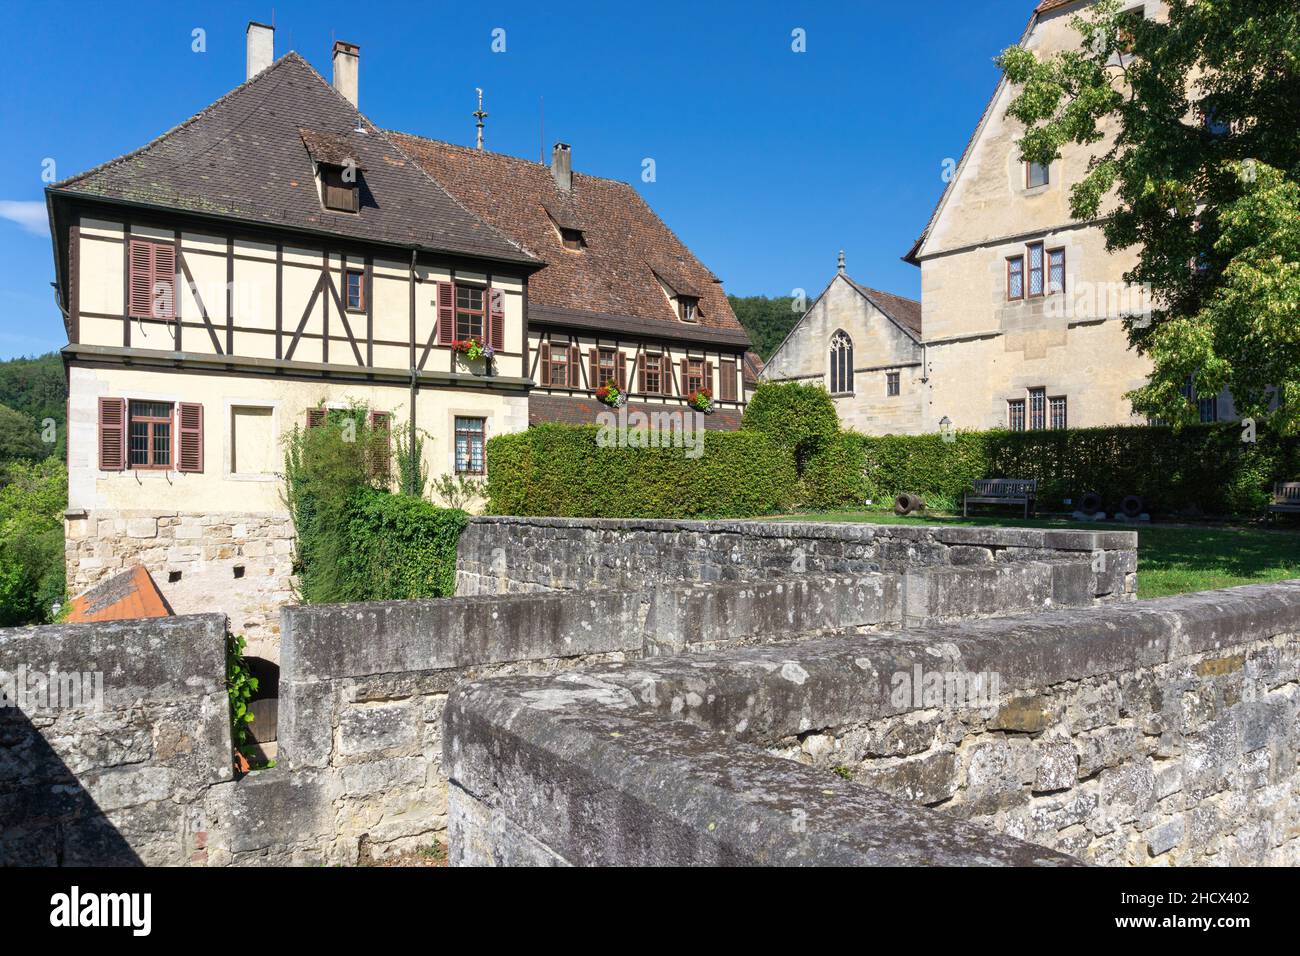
[
  {"left": 728, "top": 295, "right": 807, "bottom": 360},
  {"left": 0, "top": 459, "right": 67, "bottom": 626},
  {"left": 0, "top": 352, "right": 65, "bottom": 458},
  {"left": 0, "top": 403, "right": 48, "bottom": 462},
  {"left": 997, "top": 0, "right": 1300, "bottom": 427}
]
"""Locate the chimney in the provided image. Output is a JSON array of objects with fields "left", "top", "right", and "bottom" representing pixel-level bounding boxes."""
[
  {"left": 332, "top": 40, "right": 360, "bottom": 108},
  {"left": 246, "top": 21, "right": 274, "bottom": 80},
  {"left": 551, "top": 143, "right": 572, "bottom": 193}
]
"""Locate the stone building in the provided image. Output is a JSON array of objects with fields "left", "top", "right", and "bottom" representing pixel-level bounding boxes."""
[
  {"left": 49, "top": 22, "right": 747, "bottom": 657},
  {"left": 764, "top": 0, "right": 1226, "bottom": 435}
]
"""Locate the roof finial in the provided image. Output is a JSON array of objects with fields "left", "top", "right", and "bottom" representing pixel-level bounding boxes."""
[
  {"left": 473, "top": 88, "right": 488, "bottom": 151},
  {"left": 837, "top": 249, "right": 846, "bottom": 274}
]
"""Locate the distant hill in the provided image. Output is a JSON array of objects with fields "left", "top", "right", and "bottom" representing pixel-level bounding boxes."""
[
  {"left": 0, "top": 352, "right": 65, "bottom": 462},
  {"left": 728, "top": 295, "right": 808, "bottom": 361}
]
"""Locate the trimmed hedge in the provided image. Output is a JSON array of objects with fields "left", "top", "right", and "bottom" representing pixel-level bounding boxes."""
[
  {"left": 742, "top": 381, "right": 839, "bottom": 470},
  {"left": 485, "top": 423, "right": 797, "bottom": 518},
  {"left": 802, "top": 424, "right": 1300, "bottom": 516},
  {"left": 337, "top": 489, "right": 468, "bottom": 600}
]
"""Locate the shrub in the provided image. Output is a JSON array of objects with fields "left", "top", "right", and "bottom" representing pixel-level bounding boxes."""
[
  {"left": 485, "top": 423, "right": 797, "bottom": 519},
  {"left": 0, "top": 458, "right": 66, "bottom": 625},
  {"left": 741, "top": 382, "right": 839, "bottom": 470},
  {"left": 800, "top": 432, "right": 874, "bottom": 509},
  {"left": 338, "top": 489, "right": 468, "bottom": 600}
]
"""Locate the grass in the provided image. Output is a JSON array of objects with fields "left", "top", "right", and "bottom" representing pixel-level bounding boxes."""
[{"left": 778, "top": 509, "right": 1300, "bottom": 599}]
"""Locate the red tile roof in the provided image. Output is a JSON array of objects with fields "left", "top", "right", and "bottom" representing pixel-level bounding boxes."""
[
  {"left": 66, "top": 565, "right": 173, "bottom": 623},
  {"left": 391, "top": 134, "right": 748, "bottom": 346}
]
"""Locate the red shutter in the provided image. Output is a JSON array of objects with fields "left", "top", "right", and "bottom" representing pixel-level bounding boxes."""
[
  {"left": 616, "top": 353, "right": 627, "bottom": 390},
  {"left": 369, "top": 411, "right": 392, "bottom": 482},
  {"left": 437, "top": 281, "right": 455, "bottom": 344},
  {"left": 589, "top": 349, "right": 599, "bottom": 387},
  {"left": 306, "top": 408, "right": 327, "bottom": 429},
  {"left": 569, "top": 345, "right": 582, "bottom": 388},
  {"left": 488, "top": 287, "right": 506, "bottom": 351},
  {"left": 177, "top": 403, "right": 203, "bottom": 473},
  {"left": 152, "top": 244, "right": 176, "bottom": 319},
  {"left": 98, "top": 397, "right": 126, "bottom": 471},
  {"left": 539, "top": 342, "right": 551, "bottom": 385},
  {"left": 638, "top": 353, "right": 647, "bottom": 393},
  {"left": 127, "top": 240, "right": 152, "bottom": 318},
  {"left": 705, "top": 361, "right": 714, "bottom": 395}
]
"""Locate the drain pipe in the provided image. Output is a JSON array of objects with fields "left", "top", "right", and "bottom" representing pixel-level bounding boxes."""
[{"left": 408, "top": 249, "right": 419, "bottom": 496}]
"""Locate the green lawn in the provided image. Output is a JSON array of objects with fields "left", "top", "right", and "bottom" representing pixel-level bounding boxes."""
[{"left": 777, "top": 510, "right": 1300, "bottom": 599}]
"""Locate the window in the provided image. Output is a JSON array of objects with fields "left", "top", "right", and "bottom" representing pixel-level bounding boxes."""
[
  {"left": 596, "top": 348, "right": 619, "bottom": 387},
  {"left": 1027, "top": 162, "right": 1050, "bottom": 189},
  {"left": 678, "top": 297, "right": 699, "bottom": 323},
  {"left": 829, "top": 330, "right": 854, "bottom": 394},
  {"left": 1007, "top": 256, "right": 1025, "bottom": 300},
  {"left": 1182, "top": 377, "right": 1219, "bottom": 422},
  {"left": 129, "top": 401, "right": 173, "bottom": 468},
  {"left": 548, "top": 344, "right": 570, "bottom": 387},
  {"left": 321, "top": 164, "right": 359, "bottom": 212},
  {"left": 230, "top": 405, "right": 275, "bottom": 476},
  {"left": 719, "top": 359, "right": 737, "bottom": 402},
  {"left": 1049, "top": 396, "right": 1068, "bottom": 430},
  {"left": 127, "top": 238, "right": 176, "bottom": 319},
  {"left": 456, "top": 284, "right": 485, "bottom": 341},
  {"left": 1029, "top": 387, "right": 1047, "bottom": 430},
  {"left": 1047, "top": 248, "right": 1066, "bottom": 295},
  {"left": 1027, "top": 243, "right": 1045, "bottom": 296},
  {"left": 455, "top": 417, "right": 486, "bottom": 475},
  {"left": 642, "top": 353, "right": 663, "bottom": 394},
  {"left": 886, "top": 371, "right": 900, "bottom": 397},
  {"left": 1008, "top": 399, "right": 1026, "bottom": 432},
  {"left": 685, "top": 358, "right": 705, "bottom": 394},
  {"left": 560, "top": 227, "right": 585, "bottom": 250},
  {"left": 345, "top": 268, "right": 365, "bottom": 312}
]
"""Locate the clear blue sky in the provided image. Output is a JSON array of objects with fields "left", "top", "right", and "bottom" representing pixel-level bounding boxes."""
[{"left": 0, "top": 0, "right": 1034, "bottom": 359}]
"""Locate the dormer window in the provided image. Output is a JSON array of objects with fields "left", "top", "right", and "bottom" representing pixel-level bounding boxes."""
[
  {"left": 321, "top": 164, "right": 359, "bottom": 212},
  {"left": 301, "top": 128, "right": 364, "bottom": 213},
  {"left": 560, "top": 227, "right": 585, "bottom": 250},
  {"left": 678, "top": 296, "right": 699, "bottom": 323}
]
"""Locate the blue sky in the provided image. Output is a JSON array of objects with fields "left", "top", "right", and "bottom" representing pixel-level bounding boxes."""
[{"left": 0, "top": 0, "right": 1034, "bottom": 359}]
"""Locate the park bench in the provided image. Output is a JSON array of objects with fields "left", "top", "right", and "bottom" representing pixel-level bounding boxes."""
[
  {"left": 1267, "top": 481, "right": 1300, "bottom": 518},
  {"left": 963, "top": 478, "right": 1038, "bottom": 519}
]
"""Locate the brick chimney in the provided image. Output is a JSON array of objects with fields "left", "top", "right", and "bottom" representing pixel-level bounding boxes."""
[
  {"left": 332, "top": 40, "right": 359, "bottom": 108},
  {"left": 551, "top": 143, "right": 572, "bottom": 193},
  {"left": 246, "top": 21, "right": 274, "bottom": 80}
]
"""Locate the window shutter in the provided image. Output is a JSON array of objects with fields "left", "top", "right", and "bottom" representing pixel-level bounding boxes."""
[
  {"left": 127, "top": 240, "right": 153, "bottom": 318},
  {"left": 152, "top": 244, "right": 176, "bottom": 319},
  {"left": 437, "top": 281, "right": 455, "bottom": 344},
  {"left": 680, "top": 359, "right": 688, "bottom": 394},
  {"left": 589, "top": 349, "right": 599, "bottom": 387},
  {"left": 539, "top": 342, "right": 551, "bottom": 385},
  {"left": 98, "top": 397, "right": 126, "bottom": 471},
  {"left": 177, "top": 402, "right": 203, "bottom": 473},
  {"left": 306, "top": 408, "right": 326, "bottom": 429},
  {"left": 616, "top": 353, "right": 627, "bottom": 390},
  {"left": 488, "top": 288, "right": 506, "bottom": 351},
  {"left": 369, "top": 411, "right": 392, "bottom": 482},
  {"left": 638, "top": 353, "right": 647, "bottom": 393},
  {"left": 705, "top": 361, "right": 714, "bottom": 394},
  {"left": 663, "top": 358, "right": 672, "bottom": 396},
  {"left": 720, "top": 360, "right": 737, "bottom": 401},
  {"left": 569, "top": 345, "right": 582, "bottom": 388}
]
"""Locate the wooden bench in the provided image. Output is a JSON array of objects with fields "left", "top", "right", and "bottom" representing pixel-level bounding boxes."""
[
  {"left": 964, "top": 479, "right": 1038, "bottom": 519},
  {"left": 1267, "top": 481, "right": 1300, "bottom": 517}
]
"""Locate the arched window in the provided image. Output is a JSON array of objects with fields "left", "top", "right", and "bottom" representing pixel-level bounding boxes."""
[{"left": 829, "top": 330, "right": 854, "bottom": 394}]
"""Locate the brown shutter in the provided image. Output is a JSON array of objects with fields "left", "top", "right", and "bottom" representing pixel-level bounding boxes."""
[
  {"left": 720, "top": 359, "right": 737, "bottom": 401},
  {"left": 437, "top": 281, "right": 455, "bottom": 343},
  {"left": 488, "top": 287, "right": 505, "bottom": 351},
  {"left": 98, "top": 397, "right": 126, "bottom": 471},
  {"left": 663, "top": 356, "right": 672, "bottom": 395},
  {"left": 369, "top": 411, "right": 392, "bottom": 482},
  {"left": 589, "top": 348, "right": 599, "bottom": 387},
  {"left": 539, "top": 342, "right": 551, "bottom": 386},
  {"left": 152, "top": 243, "right": 176, "bottom": 319},
  {"left": 705, "top": 361, "right": 714, "bottom": 395},
  {"left": 616, "top": 352, "right": 627, "bottom": 390},
  {"left": 680, "top": 359, "right": 688, "bottom": 395},
  {"left": 127, "top": 240, "right": 152, "bottom": 318},
  {"left": 306, "top": 408, "right": 327, "bottom": 429},
  {"left": 638, "top": 353, "right": 647, "bottom": 393},
  {"left": 177, "top": 402, "right": 203, "bottom": 473},
  {"left": 569, "top": 345, "right": 582, "bottom": 388}
]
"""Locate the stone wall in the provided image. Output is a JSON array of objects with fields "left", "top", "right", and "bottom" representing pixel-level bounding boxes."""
[
  {"left": 0, "top": 615, "right": 231, "bottom": 865},
  {"left": 64, "top": 509, "right": 295, "bottom": 659},
  {"left": 444, "top": 580, "right": 1300, "bottom": 866},
  {"left": 457, "top": 516, "right": 1137, "bottom": 601}
]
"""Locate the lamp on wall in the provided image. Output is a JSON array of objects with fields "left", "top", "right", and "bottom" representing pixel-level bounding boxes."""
[{"left": 939, "top": 416, "right": 951, "bottom": 428}]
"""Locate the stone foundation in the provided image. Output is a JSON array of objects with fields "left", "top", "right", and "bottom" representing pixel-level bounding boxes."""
[{"left": 64, "top": 509, "right": 295, "bottom": 659}]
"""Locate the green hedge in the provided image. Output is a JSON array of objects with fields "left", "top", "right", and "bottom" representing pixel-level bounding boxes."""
[
  {"left": 485, "top": 423, "right": 797, "bottom": 518},
  {"left": 802, "top": 423, "right": 1300, "bottom": 516},
  {"left": 336, "top": 489, "right": 468, "bottom": 600},
  {"left": 742, "top": 381, "right": 839, "bottom": 470}
]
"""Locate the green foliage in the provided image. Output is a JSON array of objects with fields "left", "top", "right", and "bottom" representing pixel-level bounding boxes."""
[
  {"left": 0, "top": 458, "right": 66, "bottom": 626},
  {"left": 727, "top": 294, "right": 807, "bottom": 360},
  {"left": 431, "top": 473, "right": 486, "bottom": 511},
  {"left": 0, "top": 352, "right": 65, "bottom": 460},
  {"left": 338, "top": 489, "right": 468, "bottom": 601},
  {"left": 800, "top": 423, "right": 1300, "bottom": 517},
  {"left": 742, "top": 381, "right": 840, "bottom": 471},
  {"left": 484, "top": 423, "right": 797, "bottom": 519},
  {"left": 396, "top": 427, "right": 430, "bottom": 499},
  {"left": 0, "top": 403, "right": 49, "bottom": 461},
  {"left": 226, "top": 633, "right": 259, "bottom": 749},
  {"left": 997, "top": 0, "right": 1300, "bottom": 429}
]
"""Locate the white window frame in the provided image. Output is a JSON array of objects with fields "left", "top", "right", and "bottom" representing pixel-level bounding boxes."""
[{"left": 223, "top": 398, "right": 281, "bottom": 482}]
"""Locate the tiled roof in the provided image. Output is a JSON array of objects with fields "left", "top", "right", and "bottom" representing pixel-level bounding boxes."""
[
  {"left": 66, "top": 565, "right": 172, "bottom": 623},
  {"left": 844, "top": 276, "right": 923, "bottom": 339},
  {"left": 742, "top": 351, "right": 765, "bottom": 385},
  {"left": 52, "top": 53, "right": 535, "bottom": 266},
  {"left": 390, "top": 133, "right": 747, "bottom": 343}
]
